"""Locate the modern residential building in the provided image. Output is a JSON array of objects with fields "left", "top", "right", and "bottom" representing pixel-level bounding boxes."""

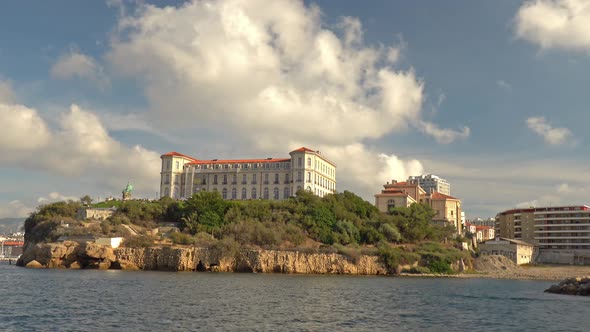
[
  {"left": 407, "top": 174, "right": 451, "bottom": 195},
  {"left": 159, "top": 147, "right": 336, "bottom": 201},
  {"left": 374, "top": 180, "right": 462, "bottom": 234},
  {"left": 475, "top": 226, "right": 495, "bottom": 242},
  {"left": 470, "top": 217, "right": 496, "bottom": 228},
  {"left": 496, "top": 206, "right": 590, "bottom": 264}
]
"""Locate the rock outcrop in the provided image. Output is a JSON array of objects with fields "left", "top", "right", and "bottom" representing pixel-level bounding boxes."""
[
  {"left": 114, "top": 247, "right": 389, "bottom": 274},
  {"left": 545, "top": 276, "right": 590, "bottom": 296},
  {"left": 18, "top": 242, "right": 389, "bottom": 274}
]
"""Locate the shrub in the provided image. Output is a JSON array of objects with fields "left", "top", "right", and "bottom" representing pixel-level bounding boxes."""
[
  {"left": 124, "top": 235, "right": 156, "bottom": 248},
  {"left": 403, "top": 266, "right": 431, "bottom": 274},
  {"left": 428, "top": 260, "right": 454, "bottom": 274},
  {"left": 169, "top": 232, "right": 195, "bottom": 245}
]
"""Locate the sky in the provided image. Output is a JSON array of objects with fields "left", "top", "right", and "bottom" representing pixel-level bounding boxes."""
[{"left": 1, "top": 0, "right": 590, "bottom": 219}]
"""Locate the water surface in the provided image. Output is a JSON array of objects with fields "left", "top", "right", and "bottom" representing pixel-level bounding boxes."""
[{"left": 0, "top": 264, "right": 588, "bottom": 331}]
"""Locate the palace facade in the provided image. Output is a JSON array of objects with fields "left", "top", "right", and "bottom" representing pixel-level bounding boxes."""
[{"left": 160, "top": 147, "right": 336, "bottom": 201}]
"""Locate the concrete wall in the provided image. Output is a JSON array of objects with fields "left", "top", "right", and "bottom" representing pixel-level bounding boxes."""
[
  {"left": 77, "top": 208, "right": 115, "bottom": 221},
  {"left": 479, "top": 242, "right": 533, "bottom": 265},
  {"left": 536, "top": 250, "right": 590, "bottom": 265}
]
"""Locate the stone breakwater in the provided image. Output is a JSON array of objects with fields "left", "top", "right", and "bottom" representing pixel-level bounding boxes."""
[
  {"left": 17, "top": 242, "right": 389, "bottom": 275},
  {"left": 545, "top": 276, "right": 590, "bottom": 296}
]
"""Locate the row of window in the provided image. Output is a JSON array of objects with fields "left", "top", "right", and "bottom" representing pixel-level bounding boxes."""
[
  {"left": 192, "top": 162, "right": 290, "bottom": 170},
  {"left": 193, "top": 186, "right": 304, "bottom": 200}
]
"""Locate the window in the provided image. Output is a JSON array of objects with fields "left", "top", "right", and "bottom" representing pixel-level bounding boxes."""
[
  {"left": 223, "top": 174, "right": 228, "bottom": 184},
  {"left": 274, "top": 174, "right": 279, "bottom": 184},
  {"left": 232, "top": 174, "right": 237, "bottom": 184},
  {"left": 201, "top": 176, "right": 206, "bottom": 185},
  {"left": 213, "top": 175, "right": 218, "bottom": 184},
  {"left": 263, "top": 188, "right": 269, "bottom": 199},
  {"left": 273, "top": 188, "right": 279, "bottom": 200},
  {"left": 241, "top": 188, "right": 247, "bottom": 199},
  {"left": 284, "top": 187, "right": 290, "bottom": 199},
  {"left": 307, "top": 157, "right": 311, "bottom": 167},
  {"left": 285, "top": 174, "right": 290, "bottom": 183},
  {"left": 166, "top": 160, "right": 171, "bottom": 169},
  {"left": 231, "top": 188, "right": 237, "bottom": 199},
  {"left": 298, "top": 157, "right": 302, "bottom": 167},
  {"left": 222, "top": 188, "right": 227, "bottom": 199},
  {"left": 252, "top": 174, "right": 257, "bottom": 184},
  {"left": 242, "top": 174, "right": 247, "bottom": 184},
  {"left": 307, "top": 172, "right": 311, "bottom": 182},
  {"left": 165, "top": 174, "right": 170, "bottom": 184},
  {"left": 297, "top": 171, "right": 302, "bottom": 182},
  {"left": 264, "top": 174, "right": 269, "bottom": 184},
  {"left": 387, "top": 199, "right": 395, "bottom": 210},
  {"left": 176, "top": 161, "right": 180, "bottom": 170},
  {"left": 251, "top": 188, "right": 257, "bottom": 199}
]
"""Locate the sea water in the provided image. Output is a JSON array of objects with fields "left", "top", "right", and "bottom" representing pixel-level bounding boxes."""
[{"left": 0, "top": 264, "right": 588, "bottom": 331}]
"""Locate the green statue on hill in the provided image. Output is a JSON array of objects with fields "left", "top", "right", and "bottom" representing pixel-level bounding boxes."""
[{"left": 122, "top": 182, "right": 133, "bottom": 201}]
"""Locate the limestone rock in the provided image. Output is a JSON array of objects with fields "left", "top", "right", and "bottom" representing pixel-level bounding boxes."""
[
  {"left": 25, "top": 260, "right": 44, "bottom": 269},
  {"left": 69, "top": 261, "right": 81, "bottom": 269}
]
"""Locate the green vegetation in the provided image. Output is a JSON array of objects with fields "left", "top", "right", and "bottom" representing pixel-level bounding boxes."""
[{"left": 22, "top": 189, "right": 467, "bottom": 274}]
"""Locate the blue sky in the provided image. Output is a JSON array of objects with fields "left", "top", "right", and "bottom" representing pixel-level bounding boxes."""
[{"left": 1, "top": 0, "right": 589, "bottom": 218}]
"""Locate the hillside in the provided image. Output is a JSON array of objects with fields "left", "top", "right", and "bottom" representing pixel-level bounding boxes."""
[
  {"left": 21, "top": 190, "right": 470, "bottom": 274},
  {"left": 0, "top": 217, "right": 25, "bottom": 235}
]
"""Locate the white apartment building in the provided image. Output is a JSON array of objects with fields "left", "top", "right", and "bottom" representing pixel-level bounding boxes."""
[
  {"left": 407, "top": 174, "right": 451, "bottom": 195},
  {"left": 160, "top": 147, "right": 336, "bottom": 200}
]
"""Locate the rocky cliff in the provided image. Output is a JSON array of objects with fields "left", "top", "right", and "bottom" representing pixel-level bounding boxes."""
[{"left": 17, "top": 242, "right": 389, "bottom": 275}]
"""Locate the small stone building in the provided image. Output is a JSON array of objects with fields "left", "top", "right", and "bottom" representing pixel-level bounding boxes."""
[{"left": 479, "top": 237, "right": 534, "bottom": 265}]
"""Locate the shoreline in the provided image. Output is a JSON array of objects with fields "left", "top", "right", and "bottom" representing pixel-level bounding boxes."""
[{"left": 402, "top": 265, "right": 590, "bottom": 281}]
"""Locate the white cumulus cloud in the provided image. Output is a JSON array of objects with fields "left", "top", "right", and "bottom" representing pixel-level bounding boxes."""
[
  {"left": 515, "top": 0, "right": 590, "bottom": 52},
  {"left": 526, "top": 116, "right": 572, "bottom": 145},
  {"left": 0, "top": 102, "right": 160, "bottom": 196},
  {"left": 417, "top": 121, "right": 470, "bottom": 144},
  {"left": 0, "top": 200, "right": 33, "bottom": 219},
  {"left": 105, "top": 0, "right": 468, "bottom": 197},
  {"left": 51, "top": 51, "right": 109, "bottom": 87},
  {"left": 0, "top": 79, "right": 16, "bottom": 103}
]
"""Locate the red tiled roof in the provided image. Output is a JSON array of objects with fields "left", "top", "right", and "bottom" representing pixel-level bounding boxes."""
[
  {"left": 376, "top": 192, "right": 411, "bottom": 197},
  {"left": 187, "top": 158, "right": 291, "bottom": 165},
  {"left": 2, "top": 241, "right": 23, "bottom": 246},
  {"left": 290, "top": 147, "right": 316, "bottom": 153},
  {"left": 429, "top": 192, "right": 459, "bottom": 200},
  {"left": 161, "top": 151, "right": 197, "bottom": 160}
]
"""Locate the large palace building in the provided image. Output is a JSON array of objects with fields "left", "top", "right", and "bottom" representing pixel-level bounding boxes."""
[{"left": 160, "top": 147, "right": 336, "bottom": 201}]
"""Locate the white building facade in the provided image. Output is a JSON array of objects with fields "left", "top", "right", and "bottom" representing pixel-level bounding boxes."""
[
  {"left": 160, "top": 147, "right": 336, "bottom": 200},
  {"left": 407, "top": 174, "right": 451, "bottom": 195}
]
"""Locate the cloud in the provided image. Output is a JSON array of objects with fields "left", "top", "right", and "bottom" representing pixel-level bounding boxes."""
[
  {"left": 416, "top": 121, "right": 470, "bottom": 144},
  {"left": 0, "top": 102, "right": 160, "bottom": 196},
  {"left": 515, "top": 0, "right": 590, "bottom": 52},
  {"left": 526, "top": 116, "right": 573, "bottom": 145},
  {"left": 0, "top": 79, "right": 16, "bottom": 103},
  {"left": 496, "top": 80, "right": 512, "bottom": 89},
  {"left": 50, "top": 51, "right": 109, "bottom": 87},
  {"left": 37, "top": 192, "right": 79, "bottom": 203},
  {"left": 105, "top": 0, "right": 468, "bottom": 197},
  {"left": 0, "top": 200, "right": 33, "bottom": 219}
]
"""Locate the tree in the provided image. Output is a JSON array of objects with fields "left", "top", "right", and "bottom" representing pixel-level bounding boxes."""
[{"left": 80, "top": 195, "right": 93, "bottom": 206}]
